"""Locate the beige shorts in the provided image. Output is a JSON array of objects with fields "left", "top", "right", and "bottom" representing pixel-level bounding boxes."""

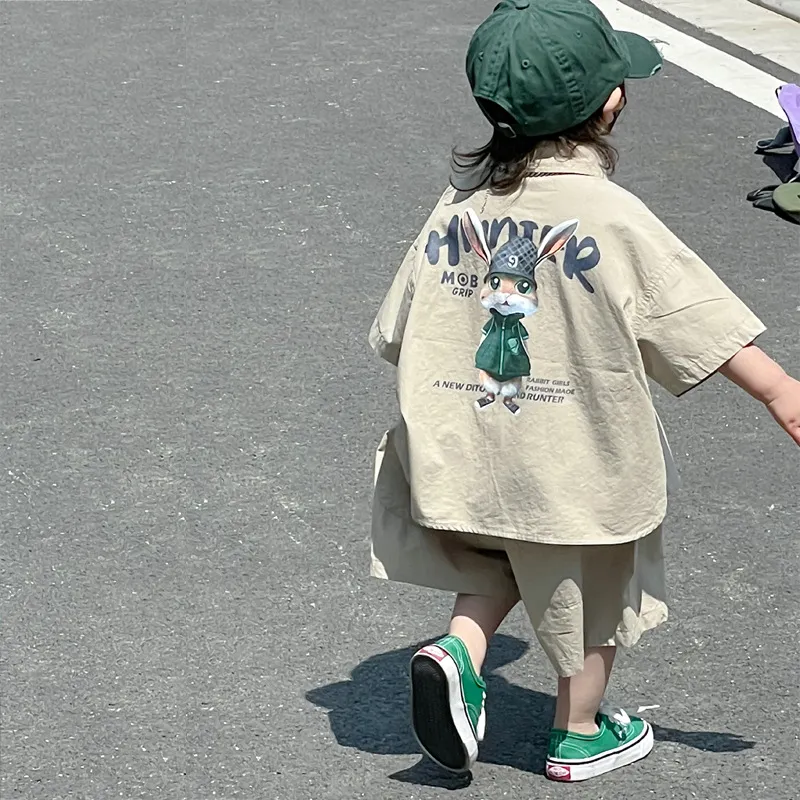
[{"left": 372, "top": 514, "right": 668, "bottom": 678}]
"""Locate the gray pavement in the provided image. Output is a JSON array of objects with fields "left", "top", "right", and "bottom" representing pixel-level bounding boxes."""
[{"left": 2, "top": 2, "right": 799, "bottom": 799}]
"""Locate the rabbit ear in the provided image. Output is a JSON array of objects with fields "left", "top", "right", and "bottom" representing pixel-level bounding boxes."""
[
  {"left": 461, "top": 208, "right": 491, "bottom": 265},
  {"left": 535, "top": 219, "right": 579, "bottom": 264}
]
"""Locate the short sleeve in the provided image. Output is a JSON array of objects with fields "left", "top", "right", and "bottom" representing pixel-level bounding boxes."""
[
  {"left": 636, "top": 247, "right": 766, "bottom": 396},
  {"left": 368, "top": 241, "right": 419, "bottom": 365}
]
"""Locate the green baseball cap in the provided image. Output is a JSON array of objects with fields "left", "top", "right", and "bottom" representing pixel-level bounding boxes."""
[
  {"left": 773, "top": 183, "right": 800, "bottom": 224},
  {"left": 467, "top": 0, "right": 663, "bottom": 138}
]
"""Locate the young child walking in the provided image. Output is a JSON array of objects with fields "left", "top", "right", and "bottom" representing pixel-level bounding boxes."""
[{"left": 368, "top": 0, "right": 800, "bottom": 783}]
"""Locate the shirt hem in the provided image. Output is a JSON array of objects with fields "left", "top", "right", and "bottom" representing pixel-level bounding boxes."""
[{"left": 410, "top": 507, "right": 668, "bottom": 547}]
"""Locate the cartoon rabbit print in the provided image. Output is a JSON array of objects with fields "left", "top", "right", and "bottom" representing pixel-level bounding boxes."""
[{"left": 461, "top": 209, "right": 579, "bottom": 415}]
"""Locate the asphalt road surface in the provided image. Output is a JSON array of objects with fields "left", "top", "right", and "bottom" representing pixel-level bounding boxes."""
[{"left": 2, "top": 2, "right": 799, "bottom": 799}]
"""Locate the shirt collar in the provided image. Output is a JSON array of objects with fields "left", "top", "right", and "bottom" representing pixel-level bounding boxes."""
[
  {"left": 449, "top": 144, "right": 607, "bottom": 193},
  {"left": 529, "top": 145, "right": 608, "bottom": 178}
]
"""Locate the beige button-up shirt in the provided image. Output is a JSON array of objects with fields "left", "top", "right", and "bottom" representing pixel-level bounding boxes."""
[{"left": 369, "top": 149, "right": 765, "bottom": 545}]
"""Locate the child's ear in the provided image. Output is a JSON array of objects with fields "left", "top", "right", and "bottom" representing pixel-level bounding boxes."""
[
  {"left": 461, "top": 208, "right": 491, "bottom": 265},
  {"left": 602, "top": 87, "right": 624, "bottom": 124},
  {"left": 536, "top": 219, "right": 579, "bottom": 264}
]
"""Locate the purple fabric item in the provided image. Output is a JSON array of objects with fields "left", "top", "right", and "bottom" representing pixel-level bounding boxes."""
[{"left": 777, "top": 83, "right": 800, "bottom": 161}]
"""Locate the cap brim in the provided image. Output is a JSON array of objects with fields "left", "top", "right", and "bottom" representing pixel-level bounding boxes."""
[
  {"left": 774, "top": 183, "right": 800, "bottom": 214},
  {"left": 618, "top": 31, "right": 663, "bottom": 79}
]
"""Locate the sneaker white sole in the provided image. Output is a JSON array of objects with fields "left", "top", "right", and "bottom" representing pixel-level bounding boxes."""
[
  {"left": 410, "top": 645, "right": 480, "bottom": 773},
  {"left": 545, "top": 721, "right": 654, "bottom": 782}
]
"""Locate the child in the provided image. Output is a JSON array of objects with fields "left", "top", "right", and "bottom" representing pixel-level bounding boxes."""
[{"left": 368, "top": 0, "right": 800, "bottom": 784}]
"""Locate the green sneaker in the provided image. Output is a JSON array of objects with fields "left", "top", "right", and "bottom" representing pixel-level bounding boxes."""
[
  {"left": 545, "top": 704, "right": 654, "bottom": 782},
  {"left": 410, "top": 635, "right": 486, "bottom": 772}
]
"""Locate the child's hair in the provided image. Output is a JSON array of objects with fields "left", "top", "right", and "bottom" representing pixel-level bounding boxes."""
[{"left": 452, "top": 101, "right": 618, "bottom": 195}]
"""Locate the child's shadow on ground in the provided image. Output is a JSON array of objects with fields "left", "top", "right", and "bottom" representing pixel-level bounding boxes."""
[{"left": 306, "top": 634, "right": 755, "bottom": 789}]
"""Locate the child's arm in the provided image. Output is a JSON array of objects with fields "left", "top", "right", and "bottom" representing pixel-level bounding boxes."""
[{"left": 718, "top": 345, "right": 800, "bottom": 445}]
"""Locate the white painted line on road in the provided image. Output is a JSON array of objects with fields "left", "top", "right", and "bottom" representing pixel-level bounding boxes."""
[
  {"left": 641, "top": 0, "right": 800, "bottom": 75},
  {"left": 751, "top": 0, "right": 800, "bottom": 26},
  {"left": 592, "top": 0, "right": 787, "bottom": 120}
]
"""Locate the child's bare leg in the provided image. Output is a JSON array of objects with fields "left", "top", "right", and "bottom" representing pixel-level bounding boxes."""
[
  {"left": 411, "top": 592, "right": 518, "bottom": 772},
  {"left": 546, "top": 645, "right": 653, "bottom": 781},
  {"left": 449, "top": 591, "right": 519, "bottom": 673},
  {"left": 553, "top": 646, "right": 615, "bottom": 734}
]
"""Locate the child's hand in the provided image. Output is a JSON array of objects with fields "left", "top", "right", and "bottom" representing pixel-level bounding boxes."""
[{"left": 765, "top": 375, "right": 800, "bottom": 446}]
